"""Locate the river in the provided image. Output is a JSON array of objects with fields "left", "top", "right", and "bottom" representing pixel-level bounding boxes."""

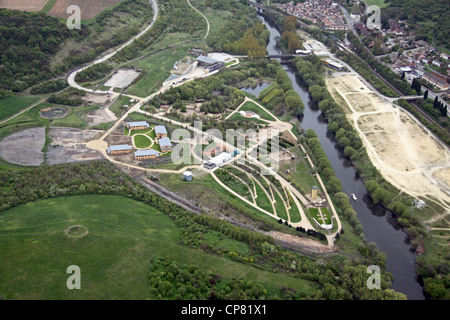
[{"left": 253, "top": 13, "right": 425, "bottom": 300}]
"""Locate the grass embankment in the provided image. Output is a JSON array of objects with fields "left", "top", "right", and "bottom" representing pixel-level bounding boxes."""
[
  {"left": 0, "top": 194, "right": 314, "bottom": 299},
  {"left": 0, "top": 95, "right": 45, "bottom": 122}
]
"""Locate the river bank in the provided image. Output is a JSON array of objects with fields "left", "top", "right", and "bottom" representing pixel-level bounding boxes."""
[{"left": 257, "top": 12, "right": 426, "bottom": 299}]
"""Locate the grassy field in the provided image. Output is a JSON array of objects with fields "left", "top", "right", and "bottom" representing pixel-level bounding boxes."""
[
  {"left": 228, "top": 113, "right": 269, "bottom": 125},
  {"left": 0, "top": 194, "right": 314, "bottom": 299},
  {"left": 239, "top": 100, "right": 277, "bottom": 121},
  {"left": 0, "top": 95, "right": 45, "bottom": 122},
  {"left": 134, "top": 134, "right": 152, "bottom": 148},
  {"left": 364, "top": 0, "right": 390, "bottom": 8},
  {"left": 190, "top": 0, "right": 232, "bottom": 35},
  {"left": 124, "top": 45, "right": 196, "bottom": 98}
]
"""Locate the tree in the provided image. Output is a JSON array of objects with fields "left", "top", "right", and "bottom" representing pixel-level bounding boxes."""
[
  {"left": 423, "top": 90, "right": 428, "bottom": 100},
  {"left": 288, "top": 37, "right": 301, "bottom": 53}
]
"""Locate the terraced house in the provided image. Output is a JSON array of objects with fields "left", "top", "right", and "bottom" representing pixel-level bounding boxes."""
[
  {"left": 158, "top": 137, "right": 172, "bottom": 152},
  {"left": 107, "top": 145, "right": 132, "bottom": 155},
  {"left": 127, "top": 121, "right": 150, "bottom": 131},
  {"left": 134, "top": 149, "right": 159, "bottom": 160},
  {"left": 154, "top": 125, "right": 168, "bottom": 139}
]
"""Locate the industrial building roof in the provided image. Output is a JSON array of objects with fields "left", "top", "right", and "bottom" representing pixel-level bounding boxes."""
[{"left": 196, "top": 55, "right": 219, "bottom": 65}]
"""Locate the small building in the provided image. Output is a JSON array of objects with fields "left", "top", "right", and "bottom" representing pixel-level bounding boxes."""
[
  {"left": 183, "top": 171, "right": 193, "bottom": 182},
  {"left": 325, "top": 59, "right": 345, "bottom": 70},
  {"left": 127, "top": 121, "right": 150, "bottom": 131},
  {"left": 196, "top": 55, "right": 225, "bottom": 73},
  {"left": 160, "top": 105, "right": 170, "bottom": 111},
  {"left": 209, "top": 152, "right": 231, "bottom": 167},
  {"left": 154, "top": 125, "right": 168, "bottom": 139},
  {"left": 159, "top": 137, "right": 173, "bottom": 152},
  {"left": 134, "top": 149, "right": 159, "bottom": 160},
  {"left": 107, "top": 144, "right": 132, "bottom": 155}
]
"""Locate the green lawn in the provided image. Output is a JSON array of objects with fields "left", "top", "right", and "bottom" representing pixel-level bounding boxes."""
[
  {"left": 227, "top": 113, "right": 268, "bottom": 125},
  {"left": 272, "top": 186, "right": 288, "bottom": 221},
  {"left": 239, "top": 100, "right": 277, "bottom": 121},
  {"left": 134, "top": 134, "right": 152, "bottom": 148},
  {"left": 309, "top": 207, "right": 331, "bottom": 226},
  {"left": 0, "top": 95, "right": 45, "bottom": 121},
  {"left": 0, "top": 194, "right": 314, "bottom": 299},
  {"left": 253, "top": 178, "right": 274, "bottom": 213}
]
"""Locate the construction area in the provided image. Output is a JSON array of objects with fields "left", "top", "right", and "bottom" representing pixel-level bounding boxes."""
[{"left": 326, "top": 74, "right": 450, "bottom": 208}]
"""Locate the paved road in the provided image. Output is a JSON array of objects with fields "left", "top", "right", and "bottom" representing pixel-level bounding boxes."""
[{"left": 67, "top": 0, "right": 159, "bottom": 94}]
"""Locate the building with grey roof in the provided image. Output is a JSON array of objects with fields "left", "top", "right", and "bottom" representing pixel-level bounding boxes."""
[
  {"left": 135, "top": 149, "right": 159, "bottom": 160},
  {"left": 158, "top": 137, "right": 172, "bottom": 152},
  {"left": 127, "top": 121, "right": 150, "bottom": 131},
  {"left": 154, "top": 125, "right": 168, "bottom": 139},
  {"left": 107, "top": 145, "right": 132, "bottom": 155}
]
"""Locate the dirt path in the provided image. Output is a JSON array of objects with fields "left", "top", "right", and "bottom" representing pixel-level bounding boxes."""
[{"left": 187, "top": 0, "right": 210, "bottom": 40}]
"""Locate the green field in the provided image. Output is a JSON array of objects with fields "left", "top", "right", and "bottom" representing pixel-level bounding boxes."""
[
  {"left": 0, "top": 95, "right": 45, "bottom": 122},
  {"left": 228, "top": 113, "right": 269, "bottom": 125},
  {"left": 0, "top": 195, "right": 314, "bottom": 299},
  {"left": 364, "top": 0, "right": 389, "bottom": 8},
  {"left": 124, "top": 45, "right": 196, "bottom": 98},
  {"left": 191, "top": 0, "right": 232, "bottom": 35},
  {"left": 239, "top": 100, "right": 277, "bottom": 121},
  {"left": 134, "top": 134, "right": 152, "bottom": 148}
]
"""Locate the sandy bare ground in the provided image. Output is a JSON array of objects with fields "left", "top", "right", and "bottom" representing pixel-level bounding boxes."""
[
  {"left": 104, "top": 69, "right": 140, "bottom": 89},
  {"left": 327, "top": 74, "right": 450, "bottom": 210},
  {"left": 266, "top": 231, "right": 336, "bottom": 254},
  {"left": 0, "top": 127, "right": 45, "bottom": 166},
  {"left": 46, "top": 128, "right": 103, "bottom": 165},
  {"left": 0, "top": 0, "right": 47, "bottom": 11}
]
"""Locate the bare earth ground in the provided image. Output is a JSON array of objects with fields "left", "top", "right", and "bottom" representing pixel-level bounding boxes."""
[
  {"left": 0, "top": 127, "right": 45, "bottom": 166},
  {"left": 46, "top": 127, "right": 104, "bottom": 165},
  {"left": 326, "top": 74, "right": 450, "bottom": 210},
  {"left": 48, "top": 0, "right": 125, "bottom": 20},
  {"left": 0, "top": 0, "right": 47, "bottom": 11},
  {"left": 104, "top": 69, "right": 141, "bottom": 89},
  {"left": 82, "top": 94, "right": 117, "bottom": 128}
]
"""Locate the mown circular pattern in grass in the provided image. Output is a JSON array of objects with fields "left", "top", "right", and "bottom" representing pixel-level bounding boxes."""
[{"left": 65, "top": 225, "right": 88, "bottom": 238}]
